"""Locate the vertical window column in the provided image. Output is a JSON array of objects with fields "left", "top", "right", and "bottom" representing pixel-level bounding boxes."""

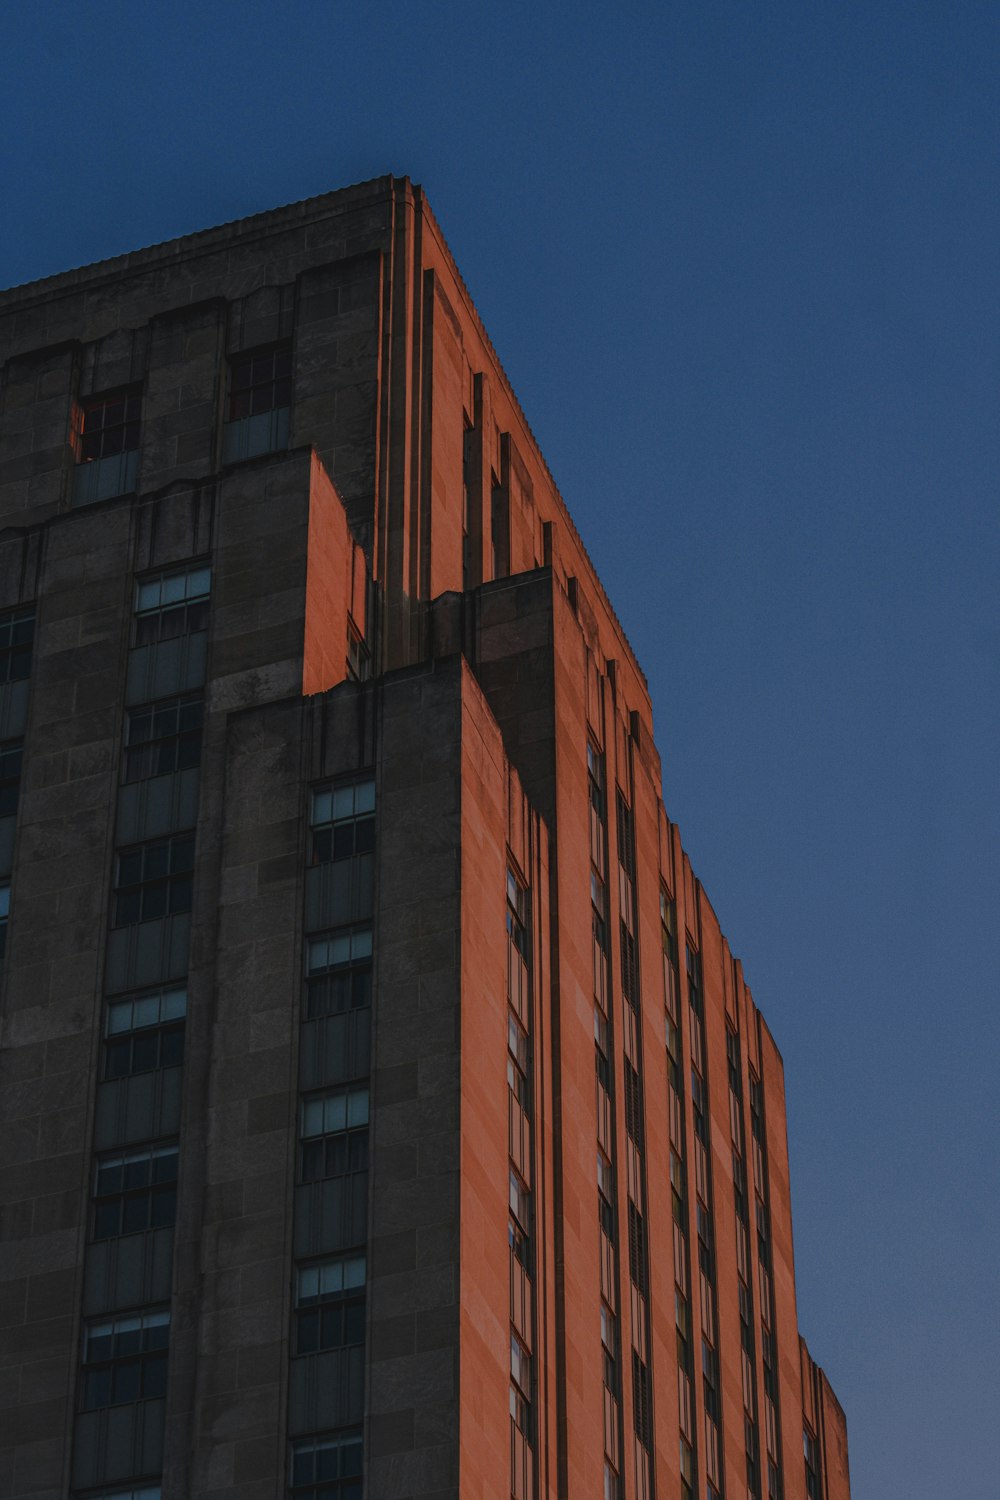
[
  {"left": 661, "top": 892, "right": 699, "bottom": 1500},
  {"left": 729, "top": 1022, "right": 762, "bottom": 1499},
  {"left": 750, "top": 1070, "right": 784, "bottom": 1500},
  {"left": 72, "top": 563, "right": 210, "bottom": 1495},
  {"left": 506, "top": 865, "right": 536, "bottom": 1500},
  {"left": 288, "top": 776, "right": 375, "bottom": 1469},
  {"left": 686, "top": 942, "right": 724, "bottom": 1500},
  {"left": 616, "top": 790, "right": 654, "bottom": 1500},
  {"left": 587, "top": 743, "right": 627, "bottom": 1500}
]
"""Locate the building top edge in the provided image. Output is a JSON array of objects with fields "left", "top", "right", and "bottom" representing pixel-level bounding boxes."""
[{"left": 0, "top": 174, "right": 403, "bottom": 303}]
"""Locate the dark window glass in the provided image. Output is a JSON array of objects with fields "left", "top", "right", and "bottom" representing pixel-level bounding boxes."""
[
  {"left": 124, "top": 694, "right": 203, "bottom": 783},
  {"left": 290, "top": 1430, "right": 363, "bottom": 1499},
  {"left": 0, "top": 609, "right": 35, "bottom": 685},
  {"left": 507, "top": 1011, "right": 531, "bottom": 1112},
  {"left": 103, "top": 1020, "right": 185, "bottom": 1079},
  {"left": 295, "top": 1254, "right": 366, "bottom": 1355},
  {"left": 305, "top": 928, "right": 372, "bottom": 1018},
  {"left": 133, "top": 565, "right": 211, "bottom": 647},
  {"left": 228, "top": 345, "right": 292, "bottom": 422},
  {"left": 0, "top": 739, "right": 23, "bottom": 817},
  {"left": 300, "top": 1088, "right": 369, "bottom": 1183},
  {"left": 79, "top": 1310, "right": 169, "bottom": 1410},
  {"left": 627, "top": 1202, "right": 647, "bottom": 1294},
  {"left": 112, "top": 834, "right": 195, "bottom": 927},
  {"left": 632, "top": 1351, "right": 651, "bottom": 1447},
  {"left": 92, "top": 1145, "right": 178, "bottom": 1239},
  {"left": 310, "top": 779, "right": 375, "bottom": 865},
  {"left": 78, "top": 389, "right": 141, "bottom": 464}
]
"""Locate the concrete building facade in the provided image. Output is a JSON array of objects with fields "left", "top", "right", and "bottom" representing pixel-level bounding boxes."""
[{"left": 0, "top": 178, "right": 850, "bottom": 1500}]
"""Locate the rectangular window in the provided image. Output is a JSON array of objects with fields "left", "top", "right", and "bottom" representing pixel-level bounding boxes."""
[
  {"left": 0, "top": 739, "right": 22, "bottom": 816},
  {"left": 632, "top": 1351, "right": 651, "bottom": 1447},
  {"left": 300, "top": 1086, "right": 369, "bottom": 1182},
  {"left": 804, "top": 1427, "right": 821, "bottom": 1498},
  {"left": 73, "top": 388, "right": 141, "bottom": 505},
  {"left": 78, "top": 389, "right": 141, "bottom": 463},
  {"left": 295, "top": 1253, "right": 366, "bottom": 1355},
  {"left": 305, "top": 927, "right": 372, "bottom": 1018},
  {"left": 92, "top": 1144, "right": 178, "bottom": 1240},
  {"left": 79, "top": 1309, "right": 169, "bottom": 1410},
  {"left": 0, "top": 883, "right": 8, "bottom": 963},
  {"left": 113, "top": 834, "right": 194, "bottom": 927},
  {"left": 597, "top": 1150, "right": 615, "bottom": 1237},
  {"left": 600, "top": 1301, "right": 618, "bottom": 1394},
  {"left": 0, "top": 608, "right": 34, "bottom": 684},
  {"left": 509, "top": 1332, "right": 532, "bottom": 1438},
  {"left": 123, "top": 694, "right": 203, "bottom": 783},
  {"left": 627, "top": 1202, "right": 647, "bottom": 1293},
  {"left": 290, "top": 1430, "right": 363, "bottom": 1499},
  {"left": 103, "top": 986, "right": 187, "bottom": 1079},
  {"left": 615, "top": 792, "right": 635, "bottom": 879},
  {"left": 310, "top": 779, "right": 375, "bottom": 864},
  {"left": 509, "top": 1168, "right": 532, "bottom": 1271},
  {"left": 507, "top": 1011, "right": 531, "bottom": 1111},
  {"left": 506, "top": 868, "right": 528, "bottom": 959},
  {"left": 623, "top": 1060, "right": 643, "bottom": 1145},
  {"left": 223, "top": 345, "right": 291, "bottom": 462},
  {"left": 686, "top": 943, "right": 702, "bottom": 1015},
  {"left": 134, "top": 564, "right": 211, "bottom": 646}
]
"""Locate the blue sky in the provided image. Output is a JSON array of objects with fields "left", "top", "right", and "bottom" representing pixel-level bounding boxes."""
[{"left": 2, "top": 3, "right": 997, "bottom": 1494}]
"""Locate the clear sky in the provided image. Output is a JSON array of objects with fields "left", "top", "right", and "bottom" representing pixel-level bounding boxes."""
[{"left": 1, "top": 3, "right": 997, "bottom": 1494}]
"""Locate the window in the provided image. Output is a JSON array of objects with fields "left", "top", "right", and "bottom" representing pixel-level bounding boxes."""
[
  {"left": 305, "top": 927, "right": 373, "bottom": 1018},
  {"left": 290, "top": 1430, "right": 363, "bottom": 1499},
  {"left": 587, "top": 742, "right": 605, "bottom": 820},
  {"left": 79, "top": 1309, "right": 169, "bottom": 1409},
  {"left": 686, "top": 943, "right": 702, "bottom": 1015},
  {"left": 0, "top": 883, "right": 8, "bottom": 963},
  {"left": 103, "top": 986, "right": 187, "bottom": 1079},
  {"left": 597, "top": 1150, "right": 615, "bottom": 1237},
  {"left": 113, "top": 834, "right": 195, "bottom": 926},
  {"left": 295, "top": 1254, "right": 366, "bottom": 1355},
  {"left": 604, "top": 1462, "right": 621, "bottom": 1500},
  {"left": 92, "top": 1145, "right": 178, "bottom": 1239},
  {"left": 506, "top": 869, "right": 528, "bottom": 959},
  {"left": 632, "top": 1352, "right": 651, "bottom": 1447},
  {"left": 507, "top": 1011, "right": 530, "bottom": 1111},
  {"left": 509, "top": 1332, "right": 532, "bottom": 1438},
  {"left": 594, "top": 1006, "right": 611, "bottom": 1090},
  {"left": 300, "top": 1087, "right": 369, "bottom": 1182},
  {"left": 702, "top": 1338, "right": 720, "bottom": 1421},
  {"left": 509, "top": 1169, "right": 531, "bottom": 1270},
  {"left": 623, "top": 1060, "right": 643, "bottom": 1145},
  {"left": 223, "top": 345, "right": 291, "bottom": 462},
  {"left": 615, "top": 792, "right": 635, "bottom": 880},
  {"left": 676, "top": 1291, "right": 692, "bottom": 1372},
  {"left": 0, "top": 608, "right": 34, "bottom": 684},
  {"left": 620, "top": 923, "right": 638, "bottom": 1006},
  {"left": 123, "top": 694, "right": 203, "bottom": 783},
  {"left": 0, "top": 739, "right": 22, "bottom": 816},
  {"left": 78, "top": 390, "right": 141, "bottom": 463},
  {"left": 310, "top": 780, "right": 375, "bottom": 864},
  {"left": 627, "top": 1202, "right": 647, "bottom": 1294},
  {"left": 134, "top": 565, "right": 211, "bottom": 646},
  {"left": 73, "top": 389, "right": 141, "bottom": 505},
  {"left": 600, "top": 1301, "right": 618, "bottom": 1394},
  {"left": 804, "top": 1427, "right": 821, "bottom": 1499}
]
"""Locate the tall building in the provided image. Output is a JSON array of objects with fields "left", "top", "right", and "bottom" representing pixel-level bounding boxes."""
[{"left": 0, "top": 178, "right": 850, "bottom": 1500}]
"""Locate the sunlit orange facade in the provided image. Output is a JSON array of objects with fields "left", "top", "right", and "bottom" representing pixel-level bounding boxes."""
[{"left": 0, "top": 178, "right": 849, "bottom": 1500}]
